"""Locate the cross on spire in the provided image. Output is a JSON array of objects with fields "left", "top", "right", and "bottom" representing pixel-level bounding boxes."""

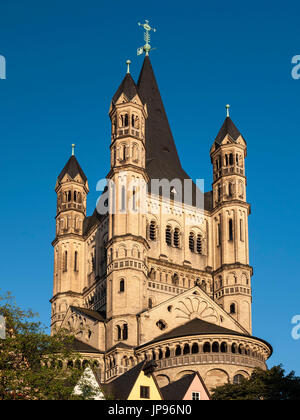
[
  {"left": 72, "top": 144, "right": 76, "bottom": 156},
  {"left": 137, "top": 20, "right": 156, "bottom": 56}
]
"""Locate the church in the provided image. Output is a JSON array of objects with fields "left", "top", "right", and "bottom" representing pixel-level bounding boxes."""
[{"left": 50, "top": 23, "right": 272, "bottom": 391}]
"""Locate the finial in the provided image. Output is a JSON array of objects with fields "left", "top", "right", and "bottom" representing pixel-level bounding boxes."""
[
  {"left": 72, "top": 144, "right": 75, "bottom": 156},
  {"left": 226, "top": 104, "right": 230, "bottom": 118},
  {"left": 126, "top": 60, "right": 131, "bottom": 74},
  {"left": 137, "top": 20, "right": 157, "bottom": 56}
]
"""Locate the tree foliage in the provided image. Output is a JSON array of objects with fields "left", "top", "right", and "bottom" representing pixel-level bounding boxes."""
[
  {"left": 0, "top": 292, "right": 99, "bottom": 400},
  {"left": 211, "top": 365, "right": 300, "bottom": 400}
]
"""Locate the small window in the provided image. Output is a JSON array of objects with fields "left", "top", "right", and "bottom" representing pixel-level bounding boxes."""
[
  {"left": 192, "top": 392, "right": 200, "bottom": 400},
  {"left": 120, "top": 279, "right": 125, "bottom": 293},
  {"left": 132, "top": 187, "right": 136, "bottom": 211},
  {"left": 122, "top": 324, "right": 128, "bottom": 340},
  {"left": 140, "top": 386, "right": 150, "bottom": 399},
  {"left": 233, "top": 374, "right": 245, "bottom": 385},
  {"left": 148, "top": 298, "right": 153, "bottom": 309},
  {"left": 117, "top": 325, "right": 122, "bottom": 340},
  {"left": 166, "top": 226, "right": 172, "bottom": 246},
  {"left": 229, "top": 219, "right": 234, "bottom": 241},
  {"left": 63, "top": 251, "right": 68, "bottom": 272},
  {"left": 196, "top": 235, "right": 203, "bottom": 254},
  {"left": 230, "top": 303, "right": 236, "bottom": 314},
  {"left": 149, "top": 221, "right": 156, "bottom": 241},
  {"left": 173, "top": 228, "right": 180, "bottom": 248},
  {"left": 121, "top": 186, "right": 126, "bottom": 211},
  {"left": 189, "top": 233, "right": 195, "bottom": 252},
  {"left": 74, "top": 251, "right": 78, "bottom": 272}
]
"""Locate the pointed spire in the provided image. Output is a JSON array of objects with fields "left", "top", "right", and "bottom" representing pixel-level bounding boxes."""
[
  {"left": 57, "top": 153, "right": 87, "bottom": 183},
  {"left": 112, "top": 63, "right": 141, "bottom": 104},
  {"left": 214, "top": 113, "right": 242, "bottom": 146},
  {"left": 137, "top": 56, "right": 187, "bottom": 181}
]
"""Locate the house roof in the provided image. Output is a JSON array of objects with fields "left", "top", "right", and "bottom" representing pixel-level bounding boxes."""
[
  {"left": 141, "top": 318, "right": 273, "bottom": 354},
  {"left": 102, "top": 361, "right": 144, "bottom": 400},
  {"left": 70, "top": 306, "right": 105, "bottom": 322},
  {"left": 161, "top": 372, "right": 210, "bottom": 400},
  {"left": 72, "top": 338, "right": 103, "bottom": 354},
  {"left": 214, "top": 116, "right": 242, "bottom": 146},
  {"left": 57, "top": 155, "right": 87, "bottom": 183},
  {"left": 149, "top": 318, "right": 246, "bottom": 345}
]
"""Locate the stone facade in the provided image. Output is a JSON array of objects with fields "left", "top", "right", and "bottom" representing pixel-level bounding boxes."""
[{"left": 50, "top": 56, "right": 272, "bottom": 391}]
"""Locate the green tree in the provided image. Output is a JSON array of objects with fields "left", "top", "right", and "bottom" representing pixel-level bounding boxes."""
[
  {"left": 211, "top": 365, "right": 300, "bottom": 400},
  {"left": 0, "top": 292, "right": 99, "bottom": 400}
]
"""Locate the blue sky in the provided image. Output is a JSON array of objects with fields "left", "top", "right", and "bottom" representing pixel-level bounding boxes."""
[{"left": 0, "top": 0, "right": 300, "bottom": 375}]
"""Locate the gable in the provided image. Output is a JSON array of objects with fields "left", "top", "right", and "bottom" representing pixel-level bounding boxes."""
[
  {"left": 127, "top": 370, "right": 162, "bottom": 401},
  {"left": 183, "top": 374, "right": 210, "bottom": 401},
  {"left": 61, "top": 306, "right": 105, "bottom": 352},
  {"left": 139, "top": 286, "right": 247, "bottom": 345}
]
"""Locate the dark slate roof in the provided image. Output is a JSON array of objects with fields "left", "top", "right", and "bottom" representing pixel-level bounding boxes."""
[
  {"left": 82, "top": 208, "right": 106, "bottom": 236},
  {"left": 71, "top": 306, "right": 105, "bottom": 322},
  {"left": 72, "top": 338, "right": 103, "bottom": 354},
  {"left": 145, "top": 318, "right": 246, "bottom": 346},
  {"left": 214, "top": 116, "right": 242, "bottom": 146},
  {"left": 102, "top": 361, "right": 145, "bottom": 400},
  {"left": 112, "top": 73, "right": 142, "bottom": 104},
  {"left": 161, "top": 372, "right": 211, "bottom": 400},
  {"left": 137, "top": 56, "right": 208, "bottom": 209},
  {"left": 57, "top": 155, "right": 87, "bottom": 183},
  {"left": 107, "top": 342, "right": 134, "bottom": 352}
]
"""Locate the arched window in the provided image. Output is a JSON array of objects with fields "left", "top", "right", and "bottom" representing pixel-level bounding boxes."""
[
  {"left": 233, "top": 374, "right": 245, "bottom": 385},
  {"left": 166, "top": 226, "right": 172, "bottom": 246},
  {"left": 68, "top": 191, "right": 72, "bottom": 202},
  {"left": 183, "top": 344, "right": 190, "bottom": 355},
  {"left": 117, "top": 325, "right": 122, "bottom": 340},
  {"left": 231, "top": 343, "right": 238, "bottom": 354},
  {"left": 122, "top": 144, "right": 127, "bottom": 161},
  {"left": 74, "top": 251, "right": 78, "bottom": 272},
  {"left": 197, "top": 235, "right": 203, "bottom": 254},
  {"left": 122, "top": 324, "right": 128, "bottom": 340},
  {"left": 63, "top": 251, "right": 68, "bottom": 272},
  {"left": 217, "top": 185, "right": 221, "bottom": 202},
  {"left": 149, "top": 221, "right": 156, "bottom": 241},
  {"left": 74, "top": 191, "right": 77, "bottom": 202},
  {"left": 192, "top": 343, "right": 199, "bottom": 354},
  {"left": 221, "top": 342, "right": 228, "bottom": 353},
  {"left": 203, "top": 342, "right": 211, "bottom": 353},
  {"left": 121, "top": 186, "right": 126, "bottom": 211},
  {"left": 212, "top": 342, "right": 219, "bottom": 353},
  {"left": 229, "top": 153, "right": 234, "bottom": 165},
  {"left": 189, "top": 233, "right": 195, "bottom": 252},
  {"left": 172, "top": 273, "right": 179, "bottom": 286},
  {"left": 148, "top": 298, "right": 153, "bottom": 309},
  {"left": 173, "top": 228, "right": 180, "bottom": 248},
  {"left": 230, "top": 303, "right": 236, "bottom": 314},
  {"left": 229, "top": 219, "right": 234, "bottom": 241},
  {"left": 120, "top": 279, "right": 125, "bottom": 293},
  {"left": 165, "top": 347, "right": 171, "bottom": 358},
  {"left": 158, "top": 349, "right": 163, "bottom": 360},
  {"left": 228, "top": 183, "right": 233, "bottom": 197},
  {"left": 175, "top": 345, "right": 182, "bottom": 356},
  {"left": 132, "top": 187, "right": 136, "bottom": 211}
]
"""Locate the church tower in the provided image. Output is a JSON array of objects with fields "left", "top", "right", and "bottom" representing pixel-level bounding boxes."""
[
  {"left": 51, "top": 146, "right": 89, "bottom": 332},
  {"left": 105, "top": 63, "right": 149, "bottom": 348},
  {"left": 210, "top": 108, "right": 252, "bottom": 333}
]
